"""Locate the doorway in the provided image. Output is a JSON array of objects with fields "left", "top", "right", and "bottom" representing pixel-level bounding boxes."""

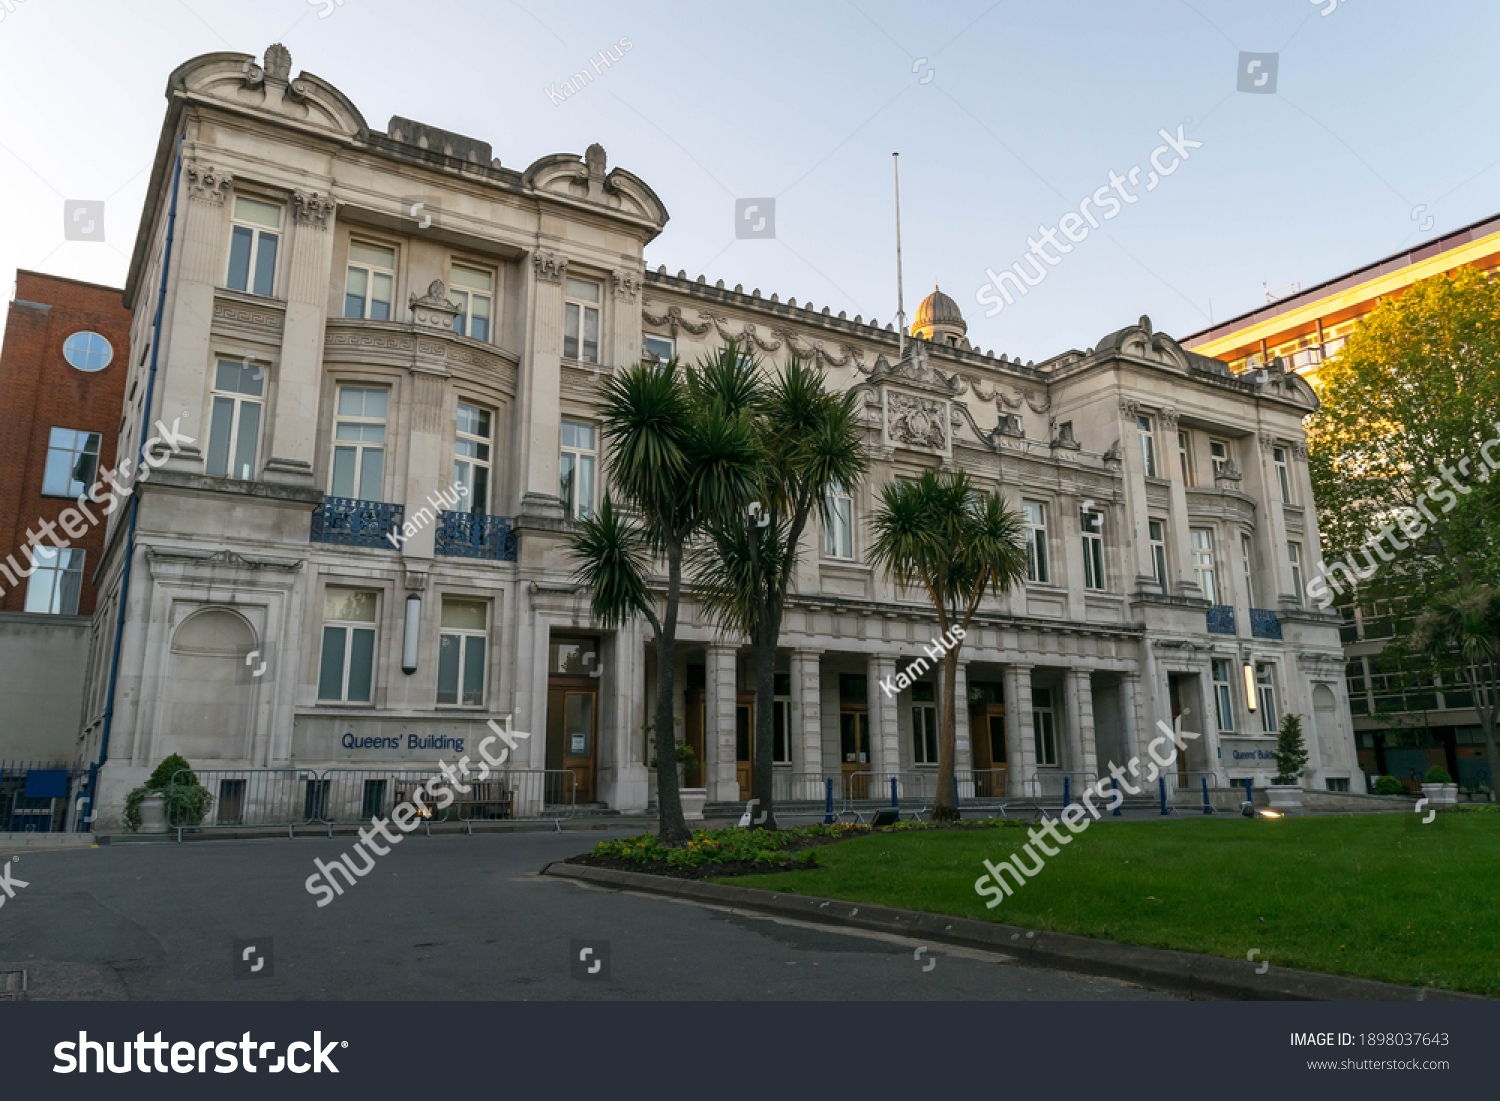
[
  {"left": 546, "top": 635, "right": 601, "bottom": 804},
  {"left": 683, "top": 687, "right": 706, "bottom": 788},
  {"left": 970, "top": 703, "right": 1007, "bottom": 797},
  {"left": 736, "top": 692, "right": 754, "bottom": 799},
  {"left": 840, "top": 708, "right": 871, "bottom": 798}
]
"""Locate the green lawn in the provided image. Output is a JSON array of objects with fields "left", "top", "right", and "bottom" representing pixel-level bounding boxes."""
[{"left": 720, "top": 813, "right": 1500, "bottom": 995}]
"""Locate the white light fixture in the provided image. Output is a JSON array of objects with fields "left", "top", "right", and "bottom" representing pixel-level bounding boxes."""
[
  {"left": 1244, "top": 662, "right": 1257, "bottom": 712},
  {"left": 402, "top": 594, "right": 421, "bottom": 674}
]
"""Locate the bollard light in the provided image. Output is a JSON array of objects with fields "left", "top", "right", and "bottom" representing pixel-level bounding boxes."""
[
  {"left": 1244, "top": 663, "right": 1258, "bottom": 712},
  {"left": 402, "top": 593, "right": 421, "bottom": 674}
]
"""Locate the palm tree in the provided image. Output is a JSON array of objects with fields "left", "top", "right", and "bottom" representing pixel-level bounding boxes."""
[
  {"left": 692, "top": 356, "right": 867, "bottom": 829},
  {"left": 1410, "top": 584, "right": 1500, "bottom": 797},
  {"left": 568, "top": 349, "right": 760, "bottom": 843},
  {"left": 867, "top": 470, "right": 1028, "bottom": 822}
]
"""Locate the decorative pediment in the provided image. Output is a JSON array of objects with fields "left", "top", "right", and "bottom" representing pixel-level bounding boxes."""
[
  {"left": 168, "top": 44, "right": 368, "bottom": 137},
  {"left": 523, "top": 145, "right": 669, "bottom": 229},
  {"left": 869, "top": 342, "right": 963, "bottom": 395}
]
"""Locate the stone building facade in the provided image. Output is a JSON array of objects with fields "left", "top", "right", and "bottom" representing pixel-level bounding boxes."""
[{"left": 78, "top": 44, "right": 1358, "bottom": 824}]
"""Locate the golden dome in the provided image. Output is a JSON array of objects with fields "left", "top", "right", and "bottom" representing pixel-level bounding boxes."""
[{"left": 911, "top": 285, "right": 966, "bottom": 342}]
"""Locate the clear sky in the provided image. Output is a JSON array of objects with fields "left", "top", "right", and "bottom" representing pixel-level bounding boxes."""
[{"left": 1, "top": 0, "right": 1496, "bottom": 362}]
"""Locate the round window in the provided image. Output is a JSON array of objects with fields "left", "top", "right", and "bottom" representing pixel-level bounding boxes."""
[{"left": 62, "top": 331, "right": 113, "bottom": 372}]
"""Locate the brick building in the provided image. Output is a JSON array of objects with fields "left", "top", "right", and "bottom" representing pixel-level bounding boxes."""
[{"left": 0, "top": 271, "right": 131, "bottom": 761}]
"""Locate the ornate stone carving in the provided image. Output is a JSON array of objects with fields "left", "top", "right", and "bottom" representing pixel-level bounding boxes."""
[
  {"left": 1157, "top": 406, "right": 1179, "bottom": 430},
  {"left": 292, "top": 189, "right": 333, "bottom": 228},
  {"left": 705, "top": 314, "right": 785, "bottom": 352},
  {"left": 1049, "top": 418, "right": 1081, "bottom": 451},
  {"left": 185, "top": 163, "right": 233, "bottom": 204},
  {"left": 611, "top": 269, "right": 642, "bottom": 302},
  {"left": 533, "top": 250, "right": 568, "bottom": 284},
  {"left": 1214, "top": 460, "right": 1244, "bottom": 485},
  {"left": 640, "top": 302, "right": 712, "bottom": 336},
  {"left": 408, "top": 279, "right": 462, "bottom": 330},
  {"left": 869, "top": 343, "right": 962, "bottom": 394},
  {"left": 1291, "top": 441, "right": 1309, "bottom": 461},
  {"left": 263, "top": 43, "right": 293, "bottom": 82},
  {"left": 1118, "top": 397, "right": 1140, "bottom": 418},
  {"left": 887, "top": 392, "right": 948, "bottom": 450},
  {"left": 1258, "top": 430, "right": 1279, "bottom": 454},
  {"left": 213, "top": 302, "right": 284, "bottom": 331}
]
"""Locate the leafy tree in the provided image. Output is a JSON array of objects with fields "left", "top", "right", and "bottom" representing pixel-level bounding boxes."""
[
  {"left": 568, "top": 349, "right": 760, "bottom": 844},
  {"left": 1409, "top": 584, "right": 1500, "bottom": 795},
  {"left": 867, "top": 469, "right": 1028, "bottom": 821},
  {"left": 1271, "top": 713, "right": 1309, "bottom": 786},
  {"left": 692, "top": 355, "right": 867, "bottom": 829}
]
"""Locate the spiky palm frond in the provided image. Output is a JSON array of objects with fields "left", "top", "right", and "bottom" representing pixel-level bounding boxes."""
[{"left": 568, "top": 493, "right": 655, "bottom": 630}]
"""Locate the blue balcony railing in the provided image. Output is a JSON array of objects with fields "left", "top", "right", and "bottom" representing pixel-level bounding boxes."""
[
  {"left": 310, "top": 497, "right": 404, "bottom": 548},
  {"left": 435, "top": 511, "right": 518, "bottom": 561},
  {"left": 1250, "top": 608, "right": 1283, "bottom": 640},
  {"left": 1206, "top": 605, "right": 1236, "bottom": 635}
]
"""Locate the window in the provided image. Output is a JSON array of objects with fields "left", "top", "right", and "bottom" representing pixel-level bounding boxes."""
[
  {"left": 912, "top": 681, "right": 938, "bottom": 765},
  {"left": 448, "top": 264, "right": 493, "bottom": 342},
  {"left": 1209, "top": 438, "right": 1231, "bottom": 478},
  {"left": 1081, "top": 508, "right": 1105, "bottom": 591},
  {"left": 773, "top": 671, "right": 793, "bottom": 764},
  {"left": 453, "top": 402, "right": 491, "bottom": 514},
  {"left": 1256, "top": 663, "right": 1278, "bottom": 733},
  {"left": 563, "top": 277, "right": 601, "bottom": 362},
  {"left": 1137, "top": 415, "right": 1158, "bottom": 478},
  {"left": 1177, "top": 431, "right": 1193, "bottom": 486},
  {"left": 24, "top": 546, "right": 84, "bottom": 615},
  {"left": 1288, "top": 542, "right": 1304, "bottom": 607},
  {"left": 330, "top": 386, "right": 388, "bottom": 502},
  {"left": 824, "top": 482, "right": 854, "bottom": 559},
  {"left": 345, "top": 242, "right": 395, "bottom": 320},
  {"left": 1240, "top": 533, "right": 1255, "bottom": 608},
  {"left": 318, "top": 588, "right": 377, "bottom": 704},
  {"left": 1023, "top": 501, "right": 1049, "bottom": 583},
  {"left": 1273, "top": 446, "right": 1291, "bottom": 503},
  {"left": 560, "top": 420, "right": 596, "bottom": 519},
  {"left": 1190, "top": 528, "right": 1217, "bottom": 603},
  {"left": 1032, "top": 686, "right": 1058, "bottom": 765},
  {"left": 42, "top": 427, "right": 101, "bottom": 496},
  {"left": 206, "top": 359, "right": 264, "bottom": 480},
  {"left": 226, "top": 196, "right": 282, "bottom": 297},
  {"left": 1212, "top": 659, "right": 1235, "bottom": 732},
  {"left": 437, "top": 597, "right": 487, "bottom": 707},
  {"left": 1325, "top": 778, "right": 1350, "bottom": 793},
  {"left": 644, "top": 334, "right": 674, "bottom": 364},
  {"left": 1148, "top": 519, "right": 1168, "bottom": 590},
  {"left": 62, "top": 331, "right": 113, "bottom": 372}
]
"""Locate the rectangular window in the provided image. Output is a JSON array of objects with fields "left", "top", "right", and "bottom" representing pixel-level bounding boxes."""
[
  {"left": 41, "top": 427, "right": 101, "bottom": 497},
  {"left": 1081, "top": 508, "right": 1105, "bottom": 591},
  {"left": 1137, "top": 415, "right": 1158, "bottom": 478},
  {"left": 1325, "top": 778, "right": 1350, "bottom": 793},
  {"left": 1191, "top": 528, "right": 1217, "bottom": 603},
  {"left": 24, "top": 546, "right": 84, "bottom": 615},
  {"left": 1148, "top": 519, "right": 1168, "bottom": 590},
  {"left": 449, "top": 264, "right": 493, "bottom": 342},
  {"left": 824, "top": 482, "right": 854, "bottom": 559},
  {"left": 563, "top": 277, "right": 601, "bottom": 362},
  {"left": 912, "top": 681, "right": 938, "bottom": 765},
  {"left": 1177, "top": 431, "right": 1194, "bottom": 486},
  {"left": 1273, "top": 446, "right": 1291, "bottom": 504},
  {"left": 318, "top": 588, "right": 378, "bottom": 703},
  {"left": 1210, "top": 438, "right": 1231, "bottom": 478},
  {"left": 206, "top": 358, "right": 264, "bottom": 480},
  {"left": 773, "top": 671, "right": 792, "bottom": 764},
  {"left": 559, "top": 420, "right": 597, "bottom": 519},
  {"left": 644, "top": 334, "right": 674, "bottom": 364},
  {"left": 345, "top": 242, "right": 395, "bottom": 320},
  {"left": 226, "top": 196, "right": 282, "bottom": 297},
  {"left": 454, "top": 402, "right": 491, "bottom": 514},
  {"left": 437, "top": 597, "right": 487, "bottom": 707},
  {"left": 1288, "top": 541, "right": 1304, "bottom": 607},
  {"left": 1023, "top": 501, "right": 1049, "bottom": 583},
  {"left": 1240, "top": 533, "right": 1255, "bottom": 608},
  {"left": 1256, "top": 663, "right": 1278, "bottom": 733},
  {"left": 1212, "top": 659, "right": 1235, "bottom": 732},
  {"left": 330, "top": 386, "right": 388, "bottom": 502},
  {"left": 1032, "top": 686, "right": 1058, "bottom": 766}
]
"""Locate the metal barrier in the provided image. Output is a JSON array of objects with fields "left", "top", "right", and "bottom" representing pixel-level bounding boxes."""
[
  {"left": 955, "top": 769, "right": 1010, "bottom": 815},
  {"left": 0, "top": 761, "right": 87, "bottom": 834},
  {"left": 769, "top": 772, "right": 844, "bottom": 819},
  {"left": 1166, "top": 771, "right": 1220, "bottom": 816},
  {"left": 316, "top": 769, "right": 454, "bottom": 836},
  {"left": 1025, "top": 771, "right": 1098, "bottom": 803},
  {"left": 840, "top": 771, "right": 934, "bottom": 821},
  {"left": 168, "top": 769, "right": 317, "bottom": 841}
]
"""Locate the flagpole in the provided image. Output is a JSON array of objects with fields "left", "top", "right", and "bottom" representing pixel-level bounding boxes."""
[{"left": 894, "top": 152, "right": 906, "bottom": 362}]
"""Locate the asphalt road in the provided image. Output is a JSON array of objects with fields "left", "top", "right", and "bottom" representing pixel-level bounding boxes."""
[{"left": 0, "top": 831, "right": 1177, "bottom": 1001}]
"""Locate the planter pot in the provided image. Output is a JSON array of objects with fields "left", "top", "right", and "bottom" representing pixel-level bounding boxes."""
[
  {"left": 138, "top": 792, "right": 169, "bottom": 835},
  {"left": 679, "top": 788, "right": 708, "bottom": 821},
  {"left": 1421, "top": 783, "right": 1459, "bottom": 806},
  {"left": 1266, "top": 785, "right": 1303, "bottom": 811}
]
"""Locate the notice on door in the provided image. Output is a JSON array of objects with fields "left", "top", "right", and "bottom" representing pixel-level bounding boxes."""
[{"left": 570, "top": 732, "right": 587, "bottom": 754}]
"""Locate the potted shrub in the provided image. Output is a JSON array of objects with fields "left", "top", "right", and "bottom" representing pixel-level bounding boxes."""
[
  {"left": 649, "top": 741, "right": 704, "bottom": 820},
  {"left": 123, "top": 754, "right": 214, "bottom": 834},
  {"left": 1267, "top": 714, "right": 1309, "bottom": 811},
  {"left": 1421, "top": 765, "right": 1459, "bottom": 806}
]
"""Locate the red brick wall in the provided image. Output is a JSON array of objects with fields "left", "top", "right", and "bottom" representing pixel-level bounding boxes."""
[{"left": 0, "top": 271, "right": 132, "bottom": 615}]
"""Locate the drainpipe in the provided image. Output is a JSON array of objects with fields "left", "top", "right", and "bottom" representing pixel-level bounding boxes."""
[{"left": 87, "top": 134, "right": 184, "bottom": 822}]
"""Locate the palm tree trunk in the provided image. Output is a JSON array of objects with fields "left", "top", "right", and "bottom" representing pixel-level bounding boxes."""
[
  {"left": 654, "top": 541, "right": 690, "bottom": 844},
  {"left": 933, "top": 640, "right": 962, "bottom": 822}
]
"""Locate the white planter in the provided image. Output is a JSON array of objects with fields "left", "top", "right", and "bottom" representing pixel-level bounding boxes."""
[
  {"left": 1421, "top": 783, "right": 1458, "bottom": 806},
  {"left": 679, "top": 788, "right": 708, "bottom": 821},
  {"left": 1266, "top": 784, "right": 1303, "bottom": 811},
  {"left": 138, "top": 792, "right": 169, "bottom": 834}
]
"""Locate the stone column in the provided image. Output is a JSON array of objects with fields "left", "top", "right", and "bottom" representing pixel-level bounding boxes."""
[
  {"left": 1118, "top": 397, "right": 1161, "bottom": 592},
  {"left": 1120, "top": 672, "right": 1145, "bottom": 768},
  {"left": 610, "top": 269, "right": 642, "bottom": 369},
  {"left": 1252, "top": 430, "right": 1294, "bottom": 609},
  {"left": 867, "top": 653, "right": 899, "bottom": 777},
  {"left": 1003, "top": 663, "right": 1037, "bottom": 797},
  {"left": 950, "top": 660, "right": 972, "bottom": 796},
  {"left": 515, "top": 250, "right": 568, "bottom": 525},
  {"left": 791, "top": 648, "right": 824, "bottom": 800},
  {"left": 1158, "top": 406, "right": 1197, "bottom": 596},
  {"left": 1063, "top": 668, "right": 1099, "bottom": 784},
  {"left": 705, "top": 644, "right": 739, "bottom": 802}
]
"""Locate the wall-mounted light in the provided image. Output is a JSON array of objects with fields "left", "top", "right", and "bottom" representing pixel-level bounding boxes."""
[
  {"left": 402, "top": 594, "right": 421, "bottom": 674},
  {"left": 1244, "top": 662, "right": 1257, "bottom": 712}
]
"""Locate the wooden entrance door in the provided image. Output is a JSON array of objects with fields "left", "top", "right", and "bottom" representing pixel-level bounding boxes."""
[
  {"left": 735, "top": 692, "right": 754, "bottom": 800},
  {"left": 970, "top": 704, "right": 1007, "bottom": 798},
  {"left": 840, "top": 707, "right": 870, "bottom": 799},
  {"left": 546, "top": 684, "right": 597, "bottom": 803}
]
